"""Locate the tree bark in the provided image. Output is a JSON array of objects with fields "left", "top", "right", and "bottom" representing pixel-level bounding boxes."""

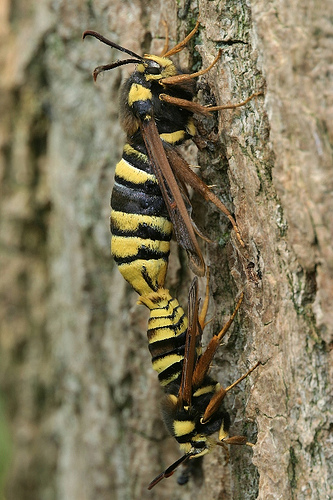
[{"left": 0, "top": 1, "right": 332, "bottom": 500}]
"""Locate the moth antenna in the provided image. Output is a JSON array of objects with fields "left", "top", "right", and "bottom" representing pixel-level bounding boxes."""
[{"left": 83, "top": 30, "right": 143, "bottom": 59}]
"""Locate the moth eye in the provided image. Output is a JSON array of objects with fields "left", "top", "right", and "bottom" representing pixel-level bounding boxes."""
[{"left": 146, "top": 65, "right": 161, "bottom": 75}]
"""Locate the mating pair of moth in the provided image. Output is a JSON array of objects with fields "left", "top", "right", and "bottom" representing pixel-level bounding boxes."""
[{"left": 84, "top": 18, "right": 261, "bottom": 489}]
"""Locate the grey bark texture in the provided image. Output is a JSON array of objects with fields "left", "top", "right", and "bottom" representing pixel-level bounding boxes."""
[{"left": 0, "top": 1, "right": 332, "bottom": 500}]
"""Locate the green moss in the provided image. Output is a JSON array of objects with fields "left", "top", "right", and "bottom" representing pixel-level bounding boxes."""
[{"left": 217, "top": 231, "right": 231, "bottom": 247}]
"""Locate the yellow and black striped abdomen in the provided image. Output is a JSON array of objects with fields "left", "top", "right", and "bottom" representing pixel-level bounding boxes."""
[
  {"left": 111, "top": 144, "right": 173, "bottom": 297},
  {"left": 139, "top": 289, "right": 188, "bottom": 389}
]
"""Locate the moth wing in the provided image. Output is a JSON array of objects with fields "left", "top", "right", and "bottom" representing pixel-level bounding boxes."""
[
  {"left": 141, "top": 119, "right": 205, "bottom": 276},
  {"left": 178, "top": 277, "right": 201, "bottom": 408}
]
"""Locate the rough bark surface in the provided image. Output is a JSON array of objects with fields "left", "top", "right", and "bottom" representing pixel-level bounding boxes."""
[{"left": 0, "top": 1, "right": 332, "bottom": 500}]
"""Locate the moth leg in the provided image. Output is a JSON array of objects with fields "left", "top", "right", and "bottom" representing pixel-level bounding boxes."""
[
  {"left": 192, "top": 293, "right": 244, "bottom": 388},
  {"left": 205, "top": 91, "right": 264, "bottom": 112},
  {"left": 202, "top": 361, "right": 261, "bottom": 423},
  {"left": 162, "top": 19, "right": 200, "bottom": 57},
  {"left": 159, "top": 91, "right": 263, "bottom": 116},
  {"left": 216, "top": 441, "right": 230, "bottom": 463},
  {"left": 165, "top": 147, "right": 246, "bottom": 250},
  {"left": 218, "top": 436, "right": 255, "bottom": 448},
  {"left": 198, "top": 267, "right": 210, "bottom": 330},
  {"left": 216, "top": 429, "right": 255, "bottom": 456},
  {"left": 216, "top": 429, "right": 253, "bottom": 454},
  {"left": 160, "top": 50, "right": 222, "bottom": 86}
]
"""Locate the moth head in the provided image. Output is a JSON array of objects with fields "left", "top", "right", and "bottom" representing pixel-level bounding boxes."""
[
  {"left": 138, "top": 55, "right": 178, "bottom": 81},
  {"left": 148, "top": 393, "right": 220, "bottom": 490},
  {"left": 161, "top": 393, "right": 223, "bottom": 458}
]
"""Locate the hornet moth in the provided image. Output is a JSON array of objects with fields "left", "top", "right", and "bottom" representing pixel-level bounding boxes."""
[
  {"left": 83, "top": 20, "right": 261, "bottom": 286},
  {"left": 148, "top": 277, "right": 260, "bottom": 489}
]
